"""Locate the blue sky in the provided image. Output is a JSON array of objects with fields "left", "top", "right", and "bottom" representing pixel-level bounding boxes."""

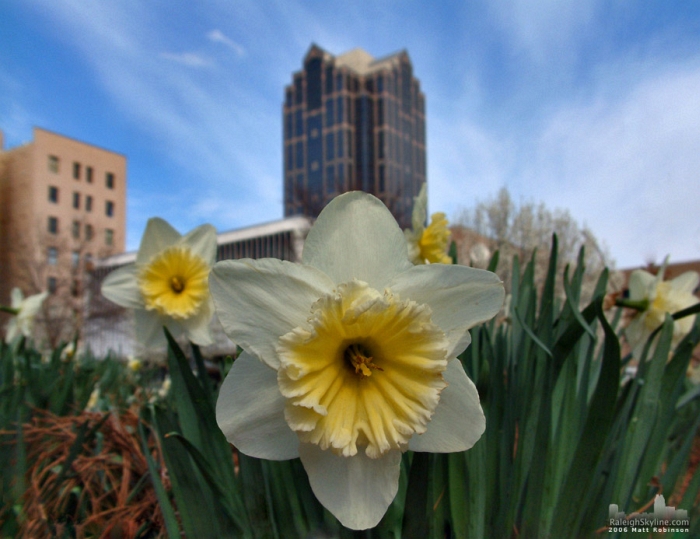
[{"left": 2, "top": 1, "right": 699, "bottom": 268}]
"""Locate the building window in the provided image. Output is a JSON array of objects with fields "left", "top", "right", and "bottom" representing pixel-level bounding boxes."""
[
  {"left": 48, "top": 247, "right": 58, "bottom": 265},
  {"left": 48, "top": 155, "right": 59, "bottom": 173},
  {"left": 325, "top": 65, "right": 334, "bottom": 95},
  {"left": 325, "top": 99, "right": 334, "bottom": 127},
  {"left": 336, "top": 73, "right": 344, "bottom": 92},
  {"left": 48, "top": 186, "right": 59, "bottom": 203},
  {"left": 325, "top": 132, "right": 335, "bottom": 160},
  {"left": 106, "top": 200, "right": 114, "bottom": 217},
  {"left": 295, "top": 142, "right": 304, "bottom": 169},
  {"left": 71, "top": 280, "right": 80, "bottom": 297},
  {"left": 73, "top": 162, "right": 81, "bottom": 180},
  {"left": 48, "top": 276, "right": 57, "bottom": 294},
  {"left": 285, "top": 113, "right": 293, "bottom": 140},
  {"left": 85, "top": 224, "right": 94, "bottom": 241},
  {"left": 338, "top": 163, "right": 345, "bottom": 185},
  {"left": 305, "top": 56, "right": 322, "bottom": 110},
  {"left": 294, "top": 110, "right": 303, "bottom": 137},
  {"left": 73, "top": 192, "right": 81, "bottom": 209},
  {"left": 105, "top": 228, "right": 114, "bottom": 246},
  {"left": 286, "top": 145, "right": 294, "bottom": 171},
  {"left": 48, "top": 216, "right": 58, "bottom": 234},
  {"left": 294, "top": 75, "right": 303, "bottom": 105},
  {"left": 86, "top": 195, "right": 93, "bottom": 212},
  {"left": 72, "top": 250, "right": 80, "bottom": 268},
  {"left": 106, "top": 172, "right": 115, "bottom": 189},
  {"left": 337, "top": 131, "right": 344, "bottom": 158},
  {"left": 86, "top": 166, "right": 94, "bottom": 183},
  {"left": 325, "top": 165, "right": 335, "bottom": 193},
  {"left": 72, "top": 221, "right": 80, "bottom": 239}
]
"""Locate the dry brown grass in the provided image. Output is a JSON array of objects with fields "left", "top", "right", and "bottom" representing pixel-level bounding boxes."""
[{"left": 10, "top": 409, "right": 169, "bottom": 538}]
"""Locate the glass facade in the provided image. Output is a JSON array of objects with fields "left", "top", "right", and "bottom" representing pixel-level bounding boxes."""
[{"left": 283, "top": 44, "right": 426, "bottom": 228}]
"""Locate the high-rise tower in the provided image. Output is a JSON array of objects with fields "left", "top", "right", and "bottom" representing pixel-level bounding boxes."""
[{"left": 283, "top": 44, "right": 426, "bottom": 228}]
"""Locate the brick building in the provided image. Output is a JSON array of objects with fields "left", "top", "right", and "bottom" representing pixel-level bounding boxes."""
[{"left": 0, "top": 127, "right": 126, "bottom": 344}]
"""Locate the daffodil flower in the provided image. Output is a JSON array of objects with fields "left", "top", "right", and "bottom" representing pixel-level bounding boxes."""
[
  {"left": 86, "top": 387, "right": 101, "bottom": 411},
  {"left": 101, "top": 218, "right": 217, "bottom": 349},
  {"left": 404, "top": 183, "right": 452, "bottom": 265},
  {"left": 127, "top": 356, "right": 143, "bottom": 372},
  {"left": 3, "top": 287, "right": 48, "bottom": 343},
  {"left": 625, "top": 263, "right": 699, "bottom": 358},
  {"left": 210, "top": 192, "right": 504, "bottom": 530}
]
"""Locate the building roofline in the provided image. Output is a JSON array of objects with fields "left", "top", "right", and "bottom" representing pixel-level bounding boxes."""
[
  {"left": 300, "top": 44, "right": 410, "bottom": 76},
  {"left": 96, "top": 215, "right": 313, "bottom": 268},
  {"left": 216, "top": 215, "right": 311, "bottom": 244},
  {"left": 32, "top": 126, "right": 127, "bottom": 159}
]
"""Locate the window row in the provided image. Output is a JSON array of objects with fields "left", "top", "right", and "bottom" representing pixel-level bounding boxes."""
[
  {"left": 47, "top": 186, "right": 115, "bottom": 215},
  {"left": 47, "top": 216, "right": 114, "bottom": 245},
  {"left": 286, "top": 130, "right": 353, "bottom": 171},
  {"left": 285, "top": 96, "right": 351, "bottom": 139},
  {"left": 47, "top": 247, "right": 93, "bottom": 268},
  {"left": 285, "top": 95, "right": 425, "bottom": 142},
  {"left": 47, "top": 155, "right": 116, "bottom": 189},
  {"left": 45, "top": 275, "right": 84, "bottom": 297},
  {"left": 286, "top": 65, "right": 423, "bottom": 113}
]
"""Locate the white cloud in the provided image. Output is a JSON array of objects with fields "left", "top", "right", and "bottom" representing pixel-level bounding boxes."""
[
  {"left": 207, "top": 29, "right": 246, "bottom": 57},
  {"left": 486, "top": 0, "right": 604, "bottom": 63},
  {"left": 159, "top": 52, "right": 214, "bottom": 68},
  {"left": 435, "top": 58, "right": 700, "bottom": 268},
  {"left": 0, "top": 73, "right": 38, "bottom": 148},
  {"left": 528, "top": 62, "right": 700, "bottom": 267}
]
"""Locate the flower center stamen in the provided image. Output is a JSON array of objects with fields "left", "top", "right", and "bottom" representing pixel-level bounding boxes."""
[
  {"left": 277, "top": 280, "right": 449, "bottom": 459},
  {"left": 138, "top": 246, "right": 210, "bottom": 319},
  {"left": 344, "top": 343, "right": 383, "bottom": 378},
  {"left": 170, "top": 276, "right": 185, "bottom": 293}
]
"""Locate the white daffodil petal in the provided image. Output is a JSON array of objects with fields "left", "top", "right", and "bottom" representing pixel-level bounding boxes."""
[
  {"left": 411, "top": 183, "right": 428, "bottom": 233},
  {"left": 671, "top": 272, "right": 700, "bottom": 295},
  {"left": 135, "top": 309, "right": 168, "bottom": 349},
  {"left": 101, "top": 265, "right": 143, "bottom": 309},
  {"left": 302, "top": 192, "right": 412, "bottom": 290},
  {"left": 181, "top": 223, "right": 218, "bottom": 265},
  {"left": 216, "top": 352, "right": 299, "bottom": 460},
  {"left": 408, "top": 359, "right": 485, "bottom": 452},
  {"left": 21, "top": 292, "right": 48, "bottom": 318},
  {"left": 628, "top": 270, "right": 656, "bottom": 300},
  {"left": 210, "top": 258, "right": 334, "bottom": 369},
  {"left": 180, "top": 298, "right": 215, "bottom": 346},
  {"left": 136, "top": 218, "right": 181, "bottom": 265},
  {"left": 390, "top": 264, "right": 505, "bottom": 357},
  {"left": 299, "top": 443, "right": 401, "bottom": 530},
  {"left": 10, "top": 288, "right": 23, "bottom": 308},
  {"left": 5, "top": 320, "right": 19, "bottom": 343}
]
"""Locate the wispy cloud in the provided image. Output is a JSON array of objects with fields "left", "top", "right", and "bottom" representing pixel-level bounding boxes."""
[
  {"left": 485, "top": 0, "right": 605, "bottom": 64},
  {"left": 159, "top": 52, "right": 214, "bottom": 68},
  {"left": 207, "top": 29, "right": 245, "bottom": 57},
  {"left": 436, "top": 57, "right": 700, "bottom": 267}
]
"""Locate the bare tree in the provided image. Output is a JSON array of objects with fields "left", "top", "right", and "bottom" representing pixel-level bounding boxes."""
[
  {"left": 9, "top": 217, "right": 119, "bottom": 348},
  {"left": 454, "top": 187, "right": 619, "bottom": 303}
]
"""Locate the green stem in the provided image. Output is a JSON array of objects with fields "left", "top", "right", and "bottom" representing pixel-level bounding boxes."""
[
  {"left": 0, "top": 306, "right": 19, "bottom": 315},
  {"left": 614, "top": 298, "right": 649, "bottom": 311}
]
